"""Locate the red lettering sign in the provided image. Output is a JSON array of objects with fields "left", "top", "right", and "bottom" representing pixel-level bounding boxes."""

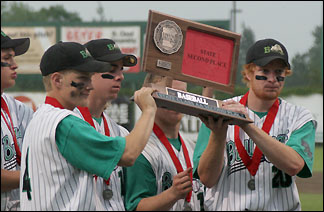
[
  {"left": 181, "top": 29, "right": 234, "bottom": 85},
  {"left": 64, "top": 29, "right": 103, "bottom": 44}
]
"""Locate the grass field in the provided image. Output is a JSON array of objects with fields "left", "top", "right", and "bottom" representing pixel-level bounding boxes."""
[
  {"left": 312, "top": 145, "right": 323, "bottom": 172},
  {"left": 300, "top": 145, "right": 323, "bottom": 211},
  {"left": 300, "top": 193, "right": 323, "bottom": 211}
]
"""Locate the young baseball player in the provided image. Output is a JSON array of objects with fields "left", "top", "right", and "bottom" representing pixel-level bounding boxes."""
[
  {"left": 124, "top": 74, "right": 206, "bottom": 211},
  {"left": 1, "top": 30, "right": 34, "bottom": 211},
  {"left": 74, "top": 38, "right": 138, "bottom": 210},
  {"left": 193, "top": 38, "right": 317, "bottom": 211},
  {"left": 19, "top": 41, "right": 157, "bottom": 211}
]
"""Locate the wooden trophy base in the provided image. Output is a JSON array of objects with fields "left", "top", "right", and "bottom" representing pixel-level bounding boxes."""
[{"left": 149, "top": 83, "right": 253, "bottom": 126}]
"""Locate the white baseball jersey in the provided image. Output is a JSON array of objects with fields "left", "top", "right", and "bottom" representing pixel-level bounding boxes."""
[
  {"left": 19, "top": 104, "right": 97, "bottom": 210},
  {"left": 74, "top": 108, "right": 129, "bottom": 211},
  {"left": 1, "top": 93, "right": 33, "bottom": 211},
  {"left": 142, "top": 132, "right": 206, "bottom": 211},
  {"left": 204, "top": 96, "right": 316, "bottom": 211}
]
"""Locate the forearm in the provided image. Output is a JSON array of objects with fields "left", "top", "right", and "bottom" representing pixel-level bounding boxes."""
[
  {"left": 136, "top": 189, "right": 179, "bottom": 211},
  {"left": 1, "top": 169, "right": 20, "bottom": 192},
  {"left": 241, "top": 123, "right": 304, "bottom": 176},
  {"left": 118, "top": 109, "right": 156, "bottom": 166},
  {"left": 198, "top": 132, "right": 226, "bottom": 188}
]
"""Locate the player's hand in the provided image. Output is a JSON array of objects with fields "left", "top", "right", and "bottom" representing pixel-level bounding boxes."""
[
  {"left": 133, "top": 87, "right": 157, "bottom": 113},
  {"left": 221, "top": 100, "right": 251, "bottom": 127},
  {"left": 221, "top": 100, "right": 248, "bottom": 116},
  {"left": 169, "top": 168, "right": 193, "bottom": 200},
  {"left": 199, "top": 115, "right": 230, "bottom": 142}
]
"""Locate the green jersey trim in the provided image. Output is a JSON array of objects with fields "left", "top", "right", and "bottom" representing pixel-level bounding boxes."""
[
  {"left": 286, "top": 121, "right": 316, "bottom": 178},
  {"left": 124, "top": 136, "right": 182, "bottom": 210},
  {"left": 92, "top": 116, "right": 102, "bottom": 125},
  {"left": 193, "top": 123, "right": 210, "bottom": 179},
  {"left": 124, "top": 154, "right": 156, "bottom": 211},
  {"left": 55, "top": 115, "right": 126, "bottom": 179}
]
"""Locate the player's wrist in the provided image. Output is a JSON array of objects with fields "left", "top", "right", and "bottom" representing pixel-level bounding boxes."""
[
  {"left": 142, "top": 107, "right": 157, "bottom": 116},
  {"left": 239, "top": 122, "right": 254, "bottom": 131}
]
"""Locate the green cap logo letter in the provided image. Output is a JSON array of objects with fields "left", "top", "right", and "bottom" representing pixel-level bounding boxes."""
[
  {"left": 80, "top": 50, "right": 88, "bottom": 58},
  {"left": 107, "top": 44, "right": 115, "bottom": 51},
  {"left": 264, "top": 46, "right": 271, "bottom": 54}
]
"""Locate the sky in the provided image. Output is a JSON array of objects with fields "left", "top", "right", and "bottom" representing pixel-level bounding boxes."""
[{"left": 19, "top": 1, "right": 323, "bottom": 59}]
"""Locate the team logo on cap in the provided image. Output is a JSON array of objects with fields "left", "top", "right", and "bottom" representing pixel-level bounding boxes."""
[
  {"left": 107, "top": 43, "right": 120, "bottom": 51},
  {"left": 129, "top": 56, "right": 135, "bottom": 64},
  {"left": 270, "top": 44, "right": 284, "bottom": 55},
  {"left": 264, "top": 44, "right": 284, "bottom": 55},
  {"left": 80, "top": 49, "right": 92, "bottom": 59}
]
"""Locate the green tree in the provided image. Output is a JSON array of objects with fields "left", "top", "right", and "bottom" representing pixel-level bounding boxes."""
[
  {"left": 307, "top": 25, "right": 323, "bottom": 87},
  {"left": 1, "top": 1, "right": 82, "bottom": 23},
  {"left": 285, "top": 53, "right": 310, "bottom": 87},
  {"left": 94, "top": 1, "right": 106, "bottom": 22},
  {"left": 37, "top": 5, "right": 82, "bottom": 22},
  {"left": 1, "top": 1, "right": 36, "bottom": 22},
  {"left": 236, "top": 23, "right": 255, "bottom": 86},
  {"left": 288, "top": 25, "right": 323, "bottom": 91}
]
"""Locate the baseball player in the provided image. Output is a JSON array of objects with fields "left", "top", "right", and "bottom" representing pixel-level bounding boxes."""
[
  {"left": 124, "top": 73, "right": 206, "bottom": 211},
  {"left": 193, "top": 38, "right": 317, "bottom": 211},
  {"left": 19, "top": 41, "right": 157, "bottom": 210},
  {"left": 1, "top": 30, "right": 33, "bottom": 211},
  {"left": 74, "top": 38, "right": 138, "bottom": 210}
]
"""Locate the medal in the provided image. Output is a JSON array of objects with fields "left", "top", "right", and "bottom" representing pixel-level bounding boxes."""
[
  {"left": 248, "top": 179, "right": 255, "bottom": 190},
  {"left": 183, "top": 201, "right": 192, "bottom": 211},
  {"left": 102, "top": 188, "right": 113, "bottom": 200}
]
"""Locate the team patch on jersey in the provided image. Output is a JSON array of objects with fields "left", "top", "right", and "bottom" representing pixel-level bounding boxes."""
[
  {"left": 162, "top": 171, "right": 172, "bottom": 191},
  {"left": 226, "top": 130, "right": 289, "bottom": 175},
  {"left": 2, "top": 135, "right": 16, "bottom": 162}
]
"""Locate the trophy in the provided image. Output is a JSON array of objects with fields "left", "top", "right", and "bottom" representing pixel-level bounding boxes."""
[{"left": 140, "top": 10, "right": 253, "bottom": 125}]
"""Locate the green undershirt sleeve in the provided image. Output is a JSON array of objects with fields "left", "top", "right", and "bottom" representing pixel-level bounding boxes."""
[
  {"left": 124, "top": 154, "right": 156, "bottom": 211},
  {"left": 124, "top": 137, "right": 181, "bottom": 211},
  {"left": 193, "top": 123, "right": 211, "bottom": 179},
  {"left": 55, "top": 115, "right": 126, "bottom": 180},
  {"left": 286, "top": 121, "right": 316, "bottom": 178}
]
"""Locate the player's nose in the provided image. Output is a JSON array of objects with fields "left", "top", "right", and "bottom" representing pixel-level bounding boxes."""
[{"left": 266, "top": 72, "right": 278, "bottom": 82}]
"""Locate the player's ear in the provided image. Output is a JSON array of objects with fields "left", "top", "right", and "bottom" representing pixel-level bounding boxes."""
[
  {"left": 246, "top": 70, "right": 254, "bottom": 81},
  {"left": 51, "top": 72, "right": 64, "bottom": 89}
]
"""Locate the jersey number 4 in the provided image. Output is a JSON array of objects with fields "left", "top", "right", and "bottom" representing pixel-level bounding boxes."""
[{"left": 22, "top": 147, "right": 32, "bottom": 200}]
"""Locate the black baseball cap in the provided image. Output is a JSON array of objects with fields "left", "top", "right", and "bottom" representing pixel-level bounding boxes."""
[
  {"left": 246, "top": 38, "right": 290, "bottom": 69},
  {"left": 84, "top": 39, "right": 137, "bottom": 67},
  {"left": 40, "top": 41, "right": 112, "bottom": 76},
  {"left": 1, "top": 30, "right": 30, "bottom": 56}
]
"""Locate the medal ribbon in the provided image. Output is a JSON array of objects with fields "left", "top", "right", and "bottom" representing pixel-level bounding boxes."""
[
  {"left": 1, "top": 97, "right": 21, "bottom": 165},
  {"left": 45, "top": 98, "right": 112, "bottom": 185},
  {"left": 77, "top": 106, "right": 111, "bottom": 185},
  {"left": 153, "top": 123, "right": 192, "bottom": 202},
  {"left": 45, "top": 96, "right": 65, "bottom": 109},
  {"left": 234, "top": 91, "right": 279, "bottom": 176}
]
